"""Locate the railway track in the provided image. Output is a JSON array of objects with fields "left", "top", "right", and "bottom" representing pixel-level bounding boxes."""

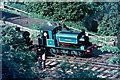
[{"left": 38, "top": 54, "right": 120, "bottom": 79}]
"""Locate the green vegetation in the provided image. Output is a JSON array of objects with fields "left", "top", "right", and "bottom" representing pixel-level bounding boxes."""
[
  {"left": 30, "top": 24, "right": 40, "bottom": 30},
  {"left": 7, "top": 2, "right": 120, "bottom": 36},
  {"left": 98, "top": 46, "right": 120, "bottom": 64},
  {"left": 1, "top": 24, "right": 37, "bottom": 79},
  {"left": 98, "top": 46, "right": 120, "bottom": 54},
  {"left": 107, "top": 55, "right": 120, "bottom": 64},
  {"left": 97, "top": 3, "right": 119, "bottom": 36},
  {"left": 65, "top": 21, "right": 87, "bottom": 31}
]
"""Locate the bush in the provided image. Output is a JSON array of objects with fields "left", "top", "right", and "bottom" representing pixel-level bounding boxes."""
[
  {"left": 8, "top": 2, "right": 119, "bottom": 36},
  {"left": 97, "top": 3, "right": 119, "bottom": 36},
  {"left": 98, "top": 46, "right": 120, "bottom": 54},
  {"left": 98, "top": 46, "right": 120, "bottom": 64},
  {"left": 107, "top": 55, "right": 120, "bottom": 64},
  {"left": 7, "top": 2, "right": 95, "bottom": 30},
  {"left": 1, "top": 25, "right": 37, "bottom": 79}
]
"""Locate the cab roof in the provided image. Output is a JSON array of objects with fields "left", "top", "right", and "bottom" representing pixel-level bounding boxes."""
[{"left": 56, "top": 31, "right": 81, "bottom": 39}]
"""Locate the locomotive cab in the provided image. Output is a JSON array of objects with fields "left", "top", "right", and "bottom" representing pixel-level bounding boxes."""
[{"left": 39, "top": 25, "right": 61, "bottom": 47}]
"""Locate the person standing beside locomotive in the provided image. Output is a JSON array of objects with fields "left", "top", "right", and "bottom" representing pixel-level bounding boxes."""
[
  {"left": 42, "top": 52, "right": 46, "bottom": 69},
  {"left": 37, "top": 48, "right": 46, "bottom": 69}
]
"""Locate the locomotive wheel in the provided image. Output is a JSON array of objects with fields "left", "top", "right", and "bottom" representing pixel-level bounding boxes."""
[
  {"left": 71, "top": 50, "right": 78, "bottom": 56},
  {"left": 60, "top": 49, "right": 66, "bottom": 55},
  {"left": 50, "top": 48, "right": 56, "bottom": 56},
  {"left": 62, "top": 49, "right": 68, "bottom": 55},
  {"left": 60, "top": 49, "right": 64, "bottom": 55},
  {"left": 56, "top": 49, "right": 59, "bottom": 54},
  {"left": 77, "top": 51, "right": 82, "bottom": 56}
]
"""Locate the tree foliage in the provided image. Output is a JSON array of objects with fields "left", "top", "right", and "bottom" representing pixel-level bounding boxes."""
[
  {"left": 7, "top": 2, "right": 119, "bottom": 36},
  {"left": 23, "top": 2, "right": 95, "bottom": 21},
  {"left": 98, "top": 46, "right": 120, "bottom": 54},
  {"left": 97, "top": 2, "right": 119, "bottom": 36},
  {"left": 98, "top": 46, "right": 120, "bottom": 64},
  {"left": 1, "top": 25, "right": 37, "bottom": 79},
  {"left": 107, "top": 55, "right": 120, "bottom": 64}
]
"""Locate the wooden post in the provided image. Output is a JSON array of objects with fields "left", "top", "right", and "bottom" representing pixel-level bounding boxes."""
[{"left": 42, "top": 53, "right": 46, "bottom": 69}]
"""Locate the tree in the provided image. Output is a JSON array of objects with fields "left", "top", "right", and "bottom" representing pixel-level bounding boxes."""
[
  {"left": 7, "top": 2, "right": 119, "bottom": 36},
  {"left": 1, "top": 25, "right": 37, "bottom": 79},
  {"left": 97, "top": 2, "right": 119, "bottom": 36}
]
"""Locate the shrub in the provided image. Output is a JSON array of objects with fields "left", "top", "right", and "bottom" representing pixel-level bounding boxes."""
[
  {"left": 1, "top": 25, "right": 37, "bottom": 79},
  {"left": 106, "top": 55, "right": 120, "bottom": 64},
  {"left": 98, "top": 46, "right": 120, "bottom": 54},
  {"left": 98, "top": 46, "right": 120, "bottom": 64},
  {"left": 97, "top": 3, "right": 119, "bottom": 36},
  {"left": 7, "top": 2, "right": 119, "bottom": 36}
]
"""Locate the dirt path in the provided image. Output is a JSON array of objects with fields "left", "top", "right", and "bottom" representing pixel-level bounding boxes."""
[{"left": 1, "top": 10, "right": 47, "bottom": 28}]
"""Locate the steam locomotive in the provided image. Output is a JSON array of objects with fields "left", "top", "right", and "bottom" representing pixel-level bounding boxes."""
[{"left": 38, "top": 22, "right": 97, "bottom": 56}]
